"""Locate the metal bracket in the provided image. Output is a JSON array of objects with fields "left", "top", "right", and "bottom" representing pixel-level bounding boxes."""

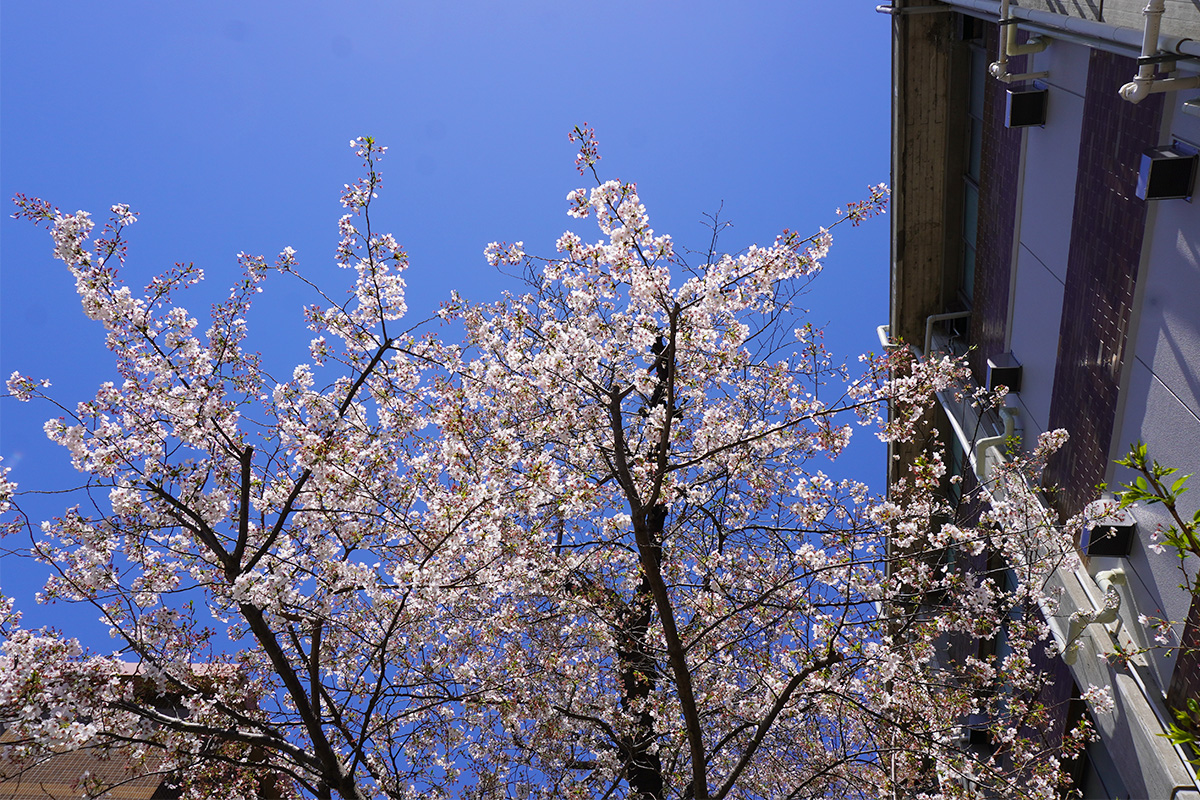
[{"left": 1138, "top": 50, "right": 1199, "bottom": 66}]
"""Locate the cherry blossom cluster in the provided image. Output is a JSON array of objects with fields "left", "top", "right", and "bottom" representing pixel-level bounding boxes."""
[
  {"left": 0, "top": 458, "right": 14, "bottom": 516},
  {"left": 838, "top": 183, "right": 890, "bottom": 227},
  {"left": 568, "top": 123, "right": 601, "bottom": 175},
  {"left": 0, "top": 134, "right": 1089, "bottom": 800},
  {"left": 483, "top": 240, "right": 525, "bottom": 267},
  {"left": 5, "top": 371, "right": 50, "bottom": 402}
]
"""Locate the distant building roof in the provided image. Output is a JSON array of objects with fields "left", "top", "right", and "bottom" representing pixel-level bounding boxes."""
[{"left": 0, "top": 729, "right": 174, "bottom": 799}]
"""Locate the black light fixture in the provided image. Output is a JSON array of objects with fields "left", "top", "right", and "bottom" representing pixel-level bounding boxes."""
[
  {"left": 1136, "top": 144, "right": 1199, "bottom": 201},
  {"left": 986, "top": 352, "right": 1022, "bottom": 394},
  {"left": 1005, "top": 86, "right": 1048, "bottom": 128},
  {"left": 1082, "top": 505, "right": 1136, "bottom": 557}
]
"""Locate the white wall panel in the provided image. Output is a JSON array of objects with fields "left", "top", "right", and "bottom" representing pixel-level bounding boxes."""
[
  {"left": 1110, "top": 361, "right": 1200, "bottom": 690},
  {"left": 1020, "top": 41, "right": 1087, "bottom": 284},
  {"left": 1008, "top": 243, "right": 1065, "bottom": 438}
]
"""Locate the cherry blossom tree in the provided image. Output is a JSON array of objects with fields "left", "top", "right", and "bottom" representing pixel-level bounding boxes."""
[{"left": 1, "top": 133, "right": 1088, "bottom": 799}]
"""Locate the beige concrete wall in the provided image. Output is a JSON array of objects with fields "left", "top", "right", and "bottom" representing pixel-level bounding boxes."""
[
  {"left": 1101, "top": 0, "right": 1200, "bottom": 40},
  {"left": 1012, "top": 0, "right": 1102, "bottom": 22},
  {"left": 891, "top": 10, "right": 958, "bottom": 349}
]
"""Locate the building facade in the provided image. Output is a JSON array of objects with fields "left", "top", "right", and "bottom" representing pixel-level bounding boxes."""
[{"left": 885, "top": 0, "right": 1200, "bottom": 796}]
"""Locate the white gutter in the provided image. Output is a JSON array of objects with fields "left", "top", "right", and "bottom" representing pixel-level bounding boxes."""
[
  {"left": 928, "top": 381, "right": 1200, "bottom": 796},
  {"left": 914, "top": 346, "right": 1200, "bottom": 795},
  {"left": 903, "top": 325, "right": 1198, "bottom": 792},
  {"left": 1119, "top": 0, "right": 1200, "bottom": 103}
]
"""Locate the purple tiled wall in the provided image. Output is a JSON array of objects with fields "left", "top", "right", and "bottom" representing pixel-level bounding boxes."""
[
  {"left": 1030, "top": 623, "right": 1077, "bottom": 748},
  {"left": 1043, "top": 51, "right": 1164, "bottom": 519},
  {"left": 968, "top": 30, "right": 1025, "bottom": 381},
  {"left": 1169, "top": 594, "right": 1200, "bottom": 723}
]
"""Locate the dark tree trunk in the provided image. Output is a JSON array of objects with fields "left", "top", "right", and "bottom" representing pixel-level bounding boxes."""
[
  {"left": 616, "top": 334, "right": 674, "bottom": 799},
  {"left": 617, "top": 565, "right": 664, "bottom": 800}
]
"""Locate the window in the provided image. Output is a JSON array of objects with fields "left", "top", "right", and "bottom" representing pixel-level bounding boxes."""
[{"left": 961, "top": 42, "right": 987, "bottom": 305}]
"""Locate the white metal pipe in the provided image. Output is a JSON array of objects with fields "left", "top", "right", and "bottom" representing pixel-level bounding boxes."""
[
  {"left": 923, "top": 311, "right": 971, "bottom": 357},
  {"left": 1063, "top": 580, "right": 1122, "bottom": 664},
  {"left": 1095, "top": 568, "right": 1130, "bottom": 641},
  {"left": 973, "top": 404, "right": 1018, "bottom": 483},
  {"left": 1095, "top": 568, "right": 1127, "bottom": 602},
  {"left": 991, "top": 68, "right": 1052, "bottom": 83},
  {"left": 1116, "top": 0, "right": 1200, "bottom": 102},
  {"left": 1121, "top": 74, "right": 1200, "bottom": 103},
  {"left": 992, "top": 0, "right": 1013, "bottom": 75},
  {"left": 875, "top": 3, "right": 952, "bottom": 14},
  {"left": 989, "top": 0, "right": 1050, "bottom": 82},
  {"left": 941, "top": 0, "right": 1200, "bottom": 67},
  {"left": 1138, "top": 0, "right": 1166, "bottom": 79},
  {"left": 1005, "top": 9, "right": 1049, "bottom": 56}
]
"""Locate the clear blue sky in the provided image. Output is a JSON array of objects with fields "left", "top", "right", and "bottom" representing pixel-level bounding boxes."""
[{"left": 1, "top": 1, "right": 892, "bottom": 634}]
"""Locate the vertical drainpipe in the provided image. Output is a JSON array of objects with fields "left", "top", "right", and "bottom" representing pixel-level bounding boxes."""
[{"left": 1119, "top": 0, "right": 1200, "bottom": 102}]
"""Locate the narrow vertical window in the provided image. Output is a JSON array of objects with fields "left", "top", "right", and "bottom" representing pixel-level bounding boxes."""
[{"left": 962, "top": 41, "right": 986, "bottom": 304}]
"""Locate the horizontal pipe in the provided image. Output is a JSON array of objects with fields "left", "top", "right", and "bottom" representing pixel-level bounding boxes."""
[
  {"left": 1121, "top": 74, "right": 1200, "bottom": 102},
  {"left": 923, "top": 311, "right": 971, "bottom": 357},
  {"left": 1005, "top": 4, "right": 1049, "bottom": 56},
  {"left": 941, "top": 0, "right": 1200, "bottom": 71},
  {"left": 990, "top": 67, "right": 1051, "bottom": 82},
  {"left": 974, "top": 405, "right": 1018, "bottom": 483},
  {"left": 876, "top": 3, "right": 953, "bottom": 14},
  {"left": 1118, "top": 0, "right": 1200, "bottom": 102},
  {"left": 991, "top": 0, "right": 1049, "bottom": 82}
]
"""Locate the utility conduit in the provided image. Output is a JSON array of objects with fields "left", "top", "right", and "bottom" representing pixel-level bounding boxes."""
[
  {"left": 989, "top": 0, "right": 1049, "bottom": 83},
  {"left": 874, "top": 3, "right": 952, "bottom": 15},
  {"left": 1063, "top": 569, "right": 1124, "bottom": 665},
  {"left": 940, "top": 0, "right": 1200, "bottom": 93},
  {"left": 1119, "top": 0, "right": 1200, "bottom": 103},
  {"left": 973, "top": 404, "right": 1020, "bottom": 483},
  {"left": 923, "top": 311, "right": 971, "bottom": 358}
]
